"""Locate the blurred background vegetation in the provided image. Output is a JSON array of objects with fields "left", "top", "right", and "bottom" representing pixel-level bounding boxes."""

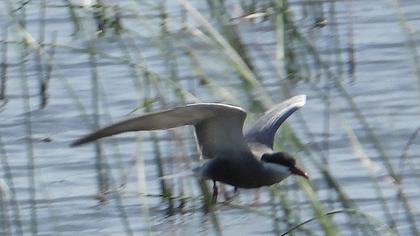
[{"left": 0, "top": 0, "right": 419, "bottom": 235}]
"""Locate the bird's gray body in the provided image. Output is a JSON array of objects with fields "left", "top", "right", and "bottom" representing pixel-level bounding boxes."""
[
  {"left": 195, "top": 156, "right": 291, "bottom": 188},
  {"left": 71, "top": 95, "right": 307, "bottom": 189}
]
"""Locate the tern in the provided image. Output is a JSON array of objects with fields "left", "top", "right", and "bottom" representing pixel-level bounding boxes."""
[{"left": 71, "top": 95, "right": 309, "bottom": 201}]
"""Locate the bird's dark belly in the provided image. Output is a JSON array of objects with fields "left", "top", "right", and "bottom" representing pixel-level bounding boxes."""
[{"left": 207, "top": 158, "right": 270, "bottom": 188}]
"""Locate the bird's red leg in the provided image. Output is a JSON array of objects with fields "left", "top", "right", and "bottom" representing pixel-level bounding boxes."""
[{"left": 212, "top": 180, "right": 218, "bottom": 203}]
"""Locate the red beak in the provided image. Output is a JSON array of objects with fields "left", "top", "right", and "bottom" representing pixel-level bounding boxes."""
[{"left": 290, "top": 166, "right": 309, "bottom": 179}]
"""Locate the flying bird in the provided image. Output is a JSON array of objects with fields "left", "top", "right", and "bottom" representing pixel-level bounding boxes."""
[{"left": 71, "top": 95, "right": 309, "bottom": 201}]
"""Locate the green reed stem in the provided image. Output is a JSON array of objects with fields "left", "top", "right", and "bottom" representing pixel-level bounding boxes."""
[
  {"left": 178, "top": 0, "right": 272, "bottom": 108},
  {"left": 19, "top": 40, "right": 38, "bottom": 236},
  {"left": 40, "top": 31, "right": 57, "bottom": 108},
  {"left": 0, "top": 180, "right": 10, "bottom": 236},
  {"left": 281, "top": 209, "right": 398, "bottom": 236},
  {"left": 0, "top": 132, "right": 24, "bottom": 236},
  {"left": 0, "top": 26, "right": 7, "bottom": 100},
  {"left": 304, "top": 33, "right": 419, "bottom": 236},
  {"left": 88, "top": 40, "right": 109, "bottom": 193},
  {"left": 100, "top": 149, "right": 134, "bottom": 236},
  {"left": 390, "top": 0, "right": 420, "bottom": 107},
  {"left": 62, "top": 0, "right": 81, "bottom": 35}
]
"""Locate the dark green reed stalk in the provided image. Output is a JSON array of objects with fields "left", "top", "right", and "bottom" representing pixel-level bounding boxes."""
[
  {"left": 83, "top": 22, "right": 133, "bottom": 234},
  {"left": 282, "top": 1, "right": 303, "bottom": 83},
  {"left": 35, "top": 0, "right": 46, "bottom": 109},
  {"left": 299, "top": 180, "right": 339, "bottom": 236},
  {"left": 294, "top": 19, "right": 400, "bottom": 180},
  {"left": 88, "top": 40, "right": 109, "bottom": 195},
  {"left": 97, "top": 82, "right": 129, "bottom": 187},
  {"left": 150, "top": 132, "right": 175, "bottom": 213},
  {"left": 323, "top": 0, "right": 340, "bottom": 211},
  {"left": 179, "top": 0, "right": 272, "bottom": 108},
  {"left": 114, "top": 32, "right": 176, "bottom": 211},
  {"left": 11, "top": 3, "right": 39, "bottom": 234},
  {"left": 175, "top": 1, "right": 340, "bottom": 233},
  {"left": 1, "top": 12, "right": 24, "bottom": 236},
  {"left": 272, "top": 8, "right": 395, "bottom": 232},
  {"left": 206, "top": 0, "right": 256, "bottom": 73},
  {"left": 141, "top": 4, "right": 220, "bottom": 217},
  {"left": 0, "top": 179, "right": 10, "bottom": 236},
  {"left": 397, "top": 127, "right": 420, "bottom": 183},
  {"left": 6, "top": 2, "right": 94, "bottom": 123},
  {"left": 270, "top": 46, "right": 392, "bottom": 234},
  {"left": 306, "top": 36, "right": 418, "bottom": 235},
  {"left": 113, "top": 36, "right": 149, "bottom": 189},
  {"left": 0, "top": 26, "right": 7, "bottom": 100},
  {"left": 280, "top": 11, "right": 419, "bottom": 234},
  {"left": 181, "top": 44, "right": 237, "bottom": 101},
  {"left": 79, "top": 87, "right": 134, "bottom": 234},
  {"left": 146, "top": 77, "right": 208, "bottom": 212},
  {"left": 266, "top": 1, "right": 342, "bottom": 233},
  {"left": 311, "top": 81, "right": 395, "bottom": 218},
  {"left": 62, "top": 0, "right": 81, "bottom": 35},
  {"left": 19, "top": 36, "right": 38, "bottom": 236},
  {"left": 345, "top": 0, "right": 356, "bottom": 82},
  {"left": 268, "top": 189, "right": 281, "bottom": 235},
  {"left": 389, "top": 16, "right": 420, "bottom": 232},
  {"left": 41, "top": 31, "right": 57, "bottom": 109},
  {"left": 0, "top": 134, "right": 21, "bottom": 236},
  {"left": 327, "top": 1, "right": 344, "bottom": 80},
  {"left": 283, "top": 115, "right": 359, "bottom": 216},
  {"left": 390, "top": 0, "right": 420, "bottom": 105},
  {"left": 306, "top": 83, "right": 395, "bottom": 235},
  {"left": 113, "top": 24, "right": 216, "bottom": 213},
  {"left": 395, "top": 127, "right": 420, "bottom": 232},
  {"left": 107, "top": 169, "right": 135, "bottom": 236},
  {"left": 313, "top": 28, "right": 415, "bottom": 236},
  {"left": 171, "top": 134, "right": 195, "bottom": 209},
  {"left": 94, "top": 74, "right": 134, "bottom": 235},
  {"left": 156, "top": 1, "right": 181, "bottom": 213},
  {"left": 272, "top": 2, "right": 306, "bottom": 233},
  {"left": 281, "top": 209, "right": 398, "bottom": 236},
  {"left": 159, "top": 0, "right": 207, "bottom": 210},
  {"left": 324, "top": 1, "right": 345, "bottom": 209},
  {"left": 98, "top": 144, "right": 134, "bottom": 236}
]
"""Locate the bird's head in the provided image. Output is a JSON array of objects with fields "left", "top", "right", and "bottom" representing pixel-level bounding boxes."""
[{"left": 261, "top": 152, "right": 309, "bottom": 179}]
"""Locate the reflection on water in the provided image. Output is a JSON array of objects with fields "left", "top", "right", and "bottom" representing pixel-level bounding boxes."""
[{"left": 0, "top": 0, "right": 420, "bottom": 235}]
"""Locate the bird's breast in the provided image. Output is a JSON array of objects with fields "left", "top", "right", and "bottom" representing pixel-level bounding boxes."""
[{"left": 199, "top": 157, "right": 280, "bottom": 188}]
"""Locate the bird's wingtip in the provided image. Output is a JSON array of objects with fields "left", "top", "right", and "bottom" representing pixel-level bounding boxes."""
[
  {"left": 294, "top": 94, "right": 307, "bottom": 107},
  {"left": 70, "top": 138, "right": 87, "bottom": 148},
  {"left": 69, "top": 141, "right": 80, "bottom": 148}
]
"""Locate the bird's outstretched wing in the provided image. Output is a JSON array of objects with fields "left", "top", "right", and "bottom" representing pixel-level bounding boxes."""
[
  {"left": 245, "top": 95, "right": 306, "bottom": 149},
  {"left": 71, "top": 103, "right": 250, "bottom": 159}
]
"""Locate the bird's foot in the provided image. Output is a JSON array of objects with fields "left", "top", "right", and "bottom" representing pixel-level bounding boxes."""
[
  {"left": 251, "top": 188, "right": 261, "bottom": 206},
  {"left": 224, "top": 186, "right": 239, "bottom": 202}
]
